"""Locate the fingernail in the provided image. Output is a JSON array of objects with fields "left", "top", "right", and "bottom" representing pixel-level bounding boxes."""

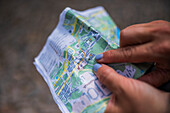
[
  {"left": 95, "top": 54, "right": 103, "bottom": 60},
  {"left": 93, "top": 63, "right": 102, "bottom": 72}
]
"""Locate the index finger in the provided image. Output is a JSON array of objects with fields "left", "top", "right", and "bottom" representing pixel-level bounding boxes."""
[{"left": 96, "top": 43, "right": 157, "bottom": 63}]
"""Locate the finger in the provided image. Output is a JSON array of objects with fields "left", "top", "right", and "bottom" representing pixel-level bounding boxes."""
[
  {"left": 96, "top": 43, "right": 157, "bottom": 63},
  {"left": 93, "top": 63, "right": 128, "bottom": 94},
  {"left": 138, "top": 69, "right": 170, "bottom": 87},
  {"left": 120, "top": 20, "right": 170, "bottom": 47},
  {"left": 120, "top": 23, "right": 153, "bottom": 47}
]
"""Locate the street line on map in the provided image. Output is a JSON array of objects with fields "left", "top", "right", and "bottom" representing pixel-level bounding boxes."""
[
  {"left": 53, "top": 46, "right": 69, "bottom": 87},
  {"left": 57, "top": 20, "right": 85, "bottom": 96},
  {"left": 53, "top": 46, "right": 76, "bottom": 87},
  {"left": 72, "top": 15, "right": 81, "bottom": 35}
]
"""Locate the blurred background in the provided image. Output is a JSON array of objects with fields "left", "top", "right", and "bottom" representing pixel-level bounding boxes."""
[{"left": 0, "top": 0, "right": 170, "bottom": 113}]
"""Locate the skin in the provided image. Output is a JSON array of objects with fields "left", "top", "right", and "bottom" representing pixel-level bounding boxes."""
[
  {"left": 94, "top": 64, "right": 169, "bottom": 113},
  {"left": 94, "top": 20, "right": 170, "bottom": 113}
]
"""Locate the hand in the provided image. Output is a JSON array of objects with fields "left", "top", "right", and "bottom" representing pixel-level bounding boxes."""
[
  {"left": 96, "top": 20, "right": 170, "bottom": 87},
  {"left": 93, "top": 64, "right": 170, "bottom": 113}
]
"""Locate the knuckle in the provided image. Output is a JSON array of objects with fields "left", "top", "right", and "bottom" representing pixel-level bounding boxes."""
[
  {"left": 149, "top": 41, "right": 170, "bottom": 61},
  {"left": 151, "top": 20, "right": 167, "bottom": 24},
  {"left": 105, "top": 50, "right": 115, "bottom": 59},
  {"left": 148, "top": 27, "right": 170, "bottom": 40},
  {"left": 151, "top": 41, "right": 170, "bottom": 54},
  {"left": 119, "top": 47, "right": 134, "bottom": 61},
  {"left": 149, "top": 20, "right": 170, "bottom": 34},
  {"left": 158, "top": 41, "right": 170, "bottom": 53},
  {"left": 145, "top": 44, "right": 159, "bottom": 61}
]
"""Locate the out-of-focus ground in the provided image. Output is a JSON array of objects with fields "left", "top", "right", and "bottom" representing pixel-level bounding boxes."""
[{"left": 0, "top": 0, "right": 170, "bottom": 113}]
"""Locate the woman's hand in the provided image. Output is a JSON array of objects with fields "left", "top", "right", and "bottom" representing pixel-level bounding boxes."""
[
  {"left": 93, "top": 64, "right": 170, "bottom": 113},
  {"left": 96, "top": 20, "right": 170, "bottom": 87}
]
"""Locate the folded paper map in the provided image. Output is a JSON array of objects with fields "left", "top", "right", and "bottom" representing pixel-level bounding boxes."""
[{"left": 34, "top": 6, "right": 151, "bottom": 113}]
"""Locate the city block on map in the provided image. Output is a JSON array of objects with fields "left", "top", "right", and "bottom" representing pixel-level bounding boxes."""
[{"left": 34, "top": 6, "right": 151, "bottom": 113}]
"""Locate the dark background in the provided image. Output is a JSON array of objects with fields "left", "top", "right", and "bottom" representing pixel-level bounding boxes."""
[{"left": 0, "top": 0, "right": 170, "bottom": 113}]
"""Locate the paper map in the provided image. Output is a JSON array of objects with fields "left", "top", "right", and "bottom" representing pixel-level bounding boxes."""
[{"left": 34, "top": 6, "right": 151, "bottom": 113}]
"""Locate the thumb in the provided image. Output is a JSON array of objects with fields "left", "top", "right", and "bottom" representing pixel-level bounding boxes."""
[{"left": 93, "top": 63, "right": 128, "bottom": 93}]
